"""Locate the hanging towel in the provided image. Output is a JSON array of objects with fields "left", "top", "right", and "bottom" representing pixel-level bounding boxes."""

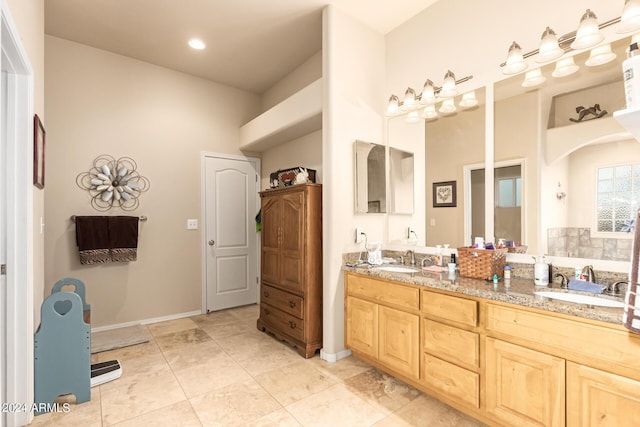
[
  {"left": 624, "top": 210, "right": 640, "bottom": 334},
  {"left": 75, "top": 216, "right": 110, "bottom": 265},
  {"left": 108, "top": 216, "right": 139, "bottom": 262}
]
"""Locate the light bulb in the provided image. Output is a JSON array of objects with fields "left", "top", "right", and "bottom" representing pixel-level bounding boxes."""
[
  {"left": 552, "top": 57, "right": 579, "bottom": 78},
  {"left": 522, "top": 69, "right": 546, "bottom": 88},
  {"left": 421, "top": 105, "right": 438, "bottom": 120},
  {"left": 459, "top": 91, "right": 478, "bottom": 108},
  {"left": 438, "top": 98, "right": 457, "bottom": 114},
  {"left": 536, "top": 27, "right": 564, "bottom": 63},
  {"left": 503, "top": 41, "right": 528, "bottom": 75},
  {"left": 440, "top": 70, "right": 458, "bottom": 98},
  {"left": 618, "top": 0, "right": 640, "bottom": 34},
  {"left": 585, "top": 44, "right": 616, "bottom": 67},
  {"left": 571, "top": 9, "right": 604, "bottom": 50},
  {"left": 420, "top": 79, "right": 437, "bottom": 105}
]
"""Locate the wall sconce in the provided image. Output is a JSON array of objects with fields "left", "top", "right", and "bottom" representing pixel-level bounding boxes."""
[
  {"left": 499, "top": 2, "right": 640, "bottom": 77},
  {"left": 385, "top": 71, "right": 473, "bottom": 120}
]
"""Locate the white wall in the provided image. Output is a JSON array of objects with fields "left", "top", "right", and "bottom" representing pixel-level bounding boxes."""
[
  {"left": 260, "top": 130, "right": 322, "bottom": 190},
  {"left": 261, "top": 51, "right": 322, "bottom": 111},
  {"left": 322, "top": 5, "right": 386, "bottom": 358}
]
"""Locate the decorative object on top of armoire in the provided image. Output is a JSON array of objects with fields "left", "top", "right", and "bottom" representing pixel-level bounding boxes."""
[
  {"left": 257, "top": 183, "right": 322, "bottom": 358},
  {"left": 74, "top": 216, "right": 141, "bottom": 264},
  {"left": 33, "top": 114, "right": 46, "bottom": 189},
  {"left": 623, "top": 209, "right": 640, "bottom": 334},
  {"left": 76, "top": 155, "right": 150, "bottom": 211}
]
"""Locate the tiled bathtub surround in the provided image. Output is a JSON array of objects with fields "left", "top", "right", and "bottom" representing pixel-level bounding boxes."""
[{"left": 547, "top": 227, "right": 633, "bottom": 261}]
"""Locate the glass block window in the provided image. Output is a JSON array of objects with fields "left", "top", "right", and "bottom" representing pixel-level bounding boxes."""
[
  {"left": 596, "top": 164, "right": 640, "bottom": 232},
  {"left": 496, "top": 177, "right": 521, "bottom": 207}
]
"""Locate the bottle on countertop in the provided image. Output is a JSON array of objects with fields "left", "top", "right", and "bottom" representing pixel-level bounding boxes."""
[
  {"left": 624, "top": 42, "right": 640, "bottom": 110},
  {"left": 504, "top": 265, "right": 511, "bottom": 280},
  {"left": 435, "top": 245, "right": 443, "bottom": 266},
  {"left": 533, "top": 255, "right": 549, "bottom": 287}
]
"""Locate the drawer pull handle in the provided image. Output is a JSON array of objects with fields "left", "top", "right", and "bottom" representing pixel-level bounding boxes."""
[
  {"left": 289, "top": 321, "right": 297, "bottom": 329},
  {"left": 264, "top": 309, "right": 270, "bottom": 315},
  {"left": 263, "top": 291, "right": 269, "bottom": 297},
  {"left": 289, "top": 301, "right": 296, "bottom": 308}
]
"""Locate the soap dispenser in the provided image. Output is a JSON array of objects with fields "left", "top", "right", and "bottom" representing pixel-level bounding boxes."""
[{"left": 533, "top": 255, "right": 549, "bottom": 287}]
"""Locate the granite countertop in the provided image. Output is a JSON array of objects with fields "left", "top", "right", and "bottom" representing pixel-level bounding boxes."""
[{"left": 343, "top": 264, "right": 625, "bottom": 325}]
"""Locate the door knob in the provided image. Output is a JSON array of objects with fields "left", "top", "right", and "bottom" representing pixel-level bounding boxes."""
[{"left": 208, "top": 240, "right": 215, "bottom": 246}]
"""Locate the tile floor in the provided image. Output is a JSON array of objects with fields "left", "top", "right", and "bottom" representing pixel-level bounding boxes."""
[{"left": 29, "top": 304, "right": 485, "bottom": 426}]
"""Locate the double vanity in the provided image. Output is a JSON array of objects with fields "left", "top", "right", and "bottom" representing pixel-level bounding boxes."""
[{"left": 343, "top": 264, "right": 640, "bottom": 427}]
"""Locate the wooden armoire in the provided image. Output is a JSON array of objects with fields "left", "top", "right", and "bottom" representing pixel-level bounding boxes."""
[{"left": 256, "top": 183, "right": 322, "bottom": 358}]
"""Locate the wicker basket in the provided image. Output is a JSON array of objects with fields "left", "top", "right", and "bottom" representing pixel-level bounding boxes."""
[
  {"left": 457, "top": 247, "right": 508, "bottom": 280},
  {"left": 507, "top": 245, "right": 528, "bottom": 254}
]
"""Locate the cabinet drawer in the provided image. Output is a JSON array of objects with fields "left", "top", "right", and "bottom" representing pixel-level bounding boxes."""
[
  {"left": 261, "top": 284, "right": 303, "bottom": 318},
  {"left": 423, "top": 319, "right": 479, "bottom": 370},
  {"left": 422, "top": 353, "right": 479, "bottom": 408},
  {"left": 422, "top": 291, "right": 478, "bottom": 327},
  {"left": 260, "top": 303, "right": 304, "bottom": 341},
  {"left": 347, "top": 274, "right": 419, "bottom": 311}
]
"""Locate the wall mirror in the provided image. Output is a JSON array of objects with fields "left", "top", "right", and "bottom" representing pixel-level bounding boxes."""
[
  {"left": 389, "top": 147, "right": 414, "bottom": 214},
  {"left": 495, "top": 35, "right": 636, "bottom": 260},
  {"left": 354, "top": 140, "right": 386, "bottom": 213}
]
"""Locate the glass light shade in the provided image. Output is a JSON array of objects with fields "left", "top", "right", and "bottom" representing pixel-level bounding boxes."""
[
  {"left": 459, "top": 91, "right": 478, "bottom": 108},
  {"left": 420, "top": 79, "right": 437, "bottom": 104},
  {"left": 402, "top": 87, "right": 417, "bottom": 111},
  {"left": 188, "top": 39, "right": 206, "bottom": 50},
  {"left": 386, "top": 95, "right": 400, "bottom": 116},
  {"left": 585, "top": 44, "right": 617, "bottom": 66},
  {"left": 522, "top": 68, "right": 546, "bottom": 87},
  {"left": 570, "top": 9, "right": 604, "bottom": 50},
  {"left": 536, "top": 27, "right": 564, "bottom": 63},
  {"left": 405, "top": 110, "right": 420, "bottom": 123},
  {"left": 503, "top": 41, "right": 528, "bottom": 75},
  {"left": 552, "top": 56, "right": 579, "bottom": 77},
  {"left": 438, "top": 98, "right": 457, "bottom": 114},
  {"left": 421, "top": 105, "right": 438, "bottom": 120},
  {"left": 618, "top": 0, "right": 640, "bottom": 34},
  {"left": 440, "top": 70, "right": 458, "bottom": 98}
]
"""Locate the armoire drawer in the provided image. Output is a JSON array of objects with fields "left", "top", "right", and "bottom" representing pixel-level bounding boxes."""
[
  {"left": 260, "top": 303, "right": 305, "bottom": 341},
  {"left": 261, "top": 284, "right": 304, "bottom": 318}
]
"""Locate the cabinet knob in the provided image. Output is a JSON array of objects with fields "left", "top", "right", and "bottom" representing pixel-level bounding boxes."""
[
  {"left": 208, "top": 240, "right": 215, "bottom": 246},
  {"left": 289, "top": 321, "right": 297, "bottom": 329},
  {"left": 289, "top": 301, "right": 296, "bottom": 308},
  {"left": 264, "top": 291, "right": 269, "bottom": 297},
  {"left": 264, "top": 308, "right": 270, "bottom": 315}
]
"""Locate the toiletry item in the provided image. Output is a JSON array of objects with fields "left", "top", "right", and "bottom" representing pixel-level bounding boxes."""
[
  {"left": 624, "top": 42, "right": 640, "bottom": 110},
  {"left": 448, "top": 263, "right": 456, "bottom": 272},
  {"left": 367, "top": 242, "right": 382, "bottom": 265},
  {"left": 435, "top": 245, "right": 443, "bottom": 266},
  {"left": 574, "top": 267, "right": 582, "bottom": 279},
  {"left": 533, "top": 255, "right": 549, "bottom": 287},
  {"left": 474, "top": 237, "right": 484, "bottom": 249},
  {"left": 493, "top": 274, "right": 498, "bottom": 285},
  {"left": 497, "top": 238, "right": 505, "bottom": 248},
  {"left": 450, "top": 253, "right": 456, "bottom": 264},
  {"left": 504, "top": 265, "right": 511, "bottom": 280},
  {"left": 484, "top": 242, "right": 495, "bottom": 250}
]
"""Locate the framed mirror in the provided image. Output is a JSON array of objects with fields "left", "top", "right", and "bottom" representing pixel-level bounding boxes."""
[
  {"left": 354, "top": 140, "right": 386, "bottom": 213},
  {"left": 389, "top": 147, "right": 414, "bottom": 214}
]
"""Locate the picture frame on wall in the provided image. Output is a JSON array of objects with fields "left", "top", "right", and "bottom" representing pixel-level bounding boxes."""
[
  {"left": 33, "top": 114, "right": 46, "bottom": 189},
  {"left": 433, "top": 180, "right": 456, "bottom": 207}
]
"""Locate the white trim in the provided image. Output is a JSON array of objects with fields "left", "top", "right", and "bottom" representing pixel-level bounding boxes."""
[
  {"left": 320, "top": 348, "right": 352, "bottom": 363},
  {"left": 200, "top": 151, "right": 261, "bottom": 313},
  {"left": 1, "top": 3, "right": 34, "bottom": 426},
  {"left": 463, "top": 161, "right": 484, "bottom": 246},
  {"left": 91, "top": 310, "right": 202, "bottom": 333}
]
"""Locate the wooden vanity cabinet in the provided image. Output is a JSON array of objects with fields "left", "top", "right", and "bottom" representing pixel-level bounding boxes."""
[{"left": 257, "top": 184, "right": 322, "bottom": 358}]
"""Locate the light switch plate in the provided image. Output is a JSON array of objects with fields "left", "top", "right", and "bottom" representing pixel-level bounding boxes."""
[{"left": 187, "top": 219, "right": 198, "bottom": 230}]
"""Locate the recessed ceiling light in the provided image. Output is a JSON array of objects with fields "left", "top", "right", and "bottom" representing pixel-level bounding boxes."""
[{"left": 188, "top": 39, "right": 205, "bottom": 50}]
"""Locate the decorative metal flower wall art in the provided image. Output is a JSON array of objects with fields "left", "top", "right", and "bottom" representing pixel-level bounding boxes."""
[{"left": 76, "top": 155, "right": 150, "bottom": 211}]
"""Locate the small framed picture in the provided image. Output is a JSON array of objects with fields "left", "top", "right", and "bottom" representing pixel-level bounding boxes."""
[
  {"left": 33, "top": 114, "right": 46, "bottom": 189},
  {"left": 433, "top": 181, "right": 456, "bottom": 207}
]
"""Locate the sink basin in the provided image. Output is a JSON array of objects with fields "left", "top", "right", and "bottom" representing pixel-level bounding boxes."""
[
  {"left": 374, "top": 266, "right": 420, "bottom": 273},
  {"left": 534, "top": 291, "right": 625, "bottom": 308}
]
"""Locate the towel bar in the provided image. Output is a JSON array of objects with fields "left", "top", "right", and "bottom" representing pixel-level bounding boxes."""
[{"left": 70, "top": 215, "right": 147, "bottom": 222}]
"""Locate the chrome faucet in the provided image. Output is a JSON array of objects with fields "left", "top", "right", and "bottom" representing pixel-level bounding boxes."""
[
  {"left": 404, "top": 250, "right": 416, "bottom": 266},
  {"left": 421, "top": 257, "right": 433, "bottom": 268},
  {"left": 606, "top": 281, "right": 627, "bottom": 296},
  {"left": 554, "top": 273, "right": 569, "bottom": 289},
  {"left": 581, "top": 265, "right": 597, "bottom": 283}
]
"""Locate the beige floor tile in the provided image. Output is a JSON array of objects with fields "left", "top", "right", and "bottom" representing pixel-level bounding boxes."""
[
  {"left": 200, "top": 320, "right": 257, "bottom": 340},
  {"left": 146, "top": 317, "right": 199, "bottom": 337},
  {"left": 344, "top": 368, "right": 422, "bottom": 415},
  {"left": 173, "top": 350, "right": 251, "bottom": 398},
  {"left": 228, "top": 303, "right": 260, "bottom": 321},
  {"left": 94, "top": 339, "right": 161, "bottom": 363},
  {"left": 111, "top": 400, "right": 201, "bottom": 427},
  {"left": 285, "top": 383, "right": 386, "bottom": 427},
  {"left": 30, "top": 389, "right": 102, "bottom": 427},
  {"left": 234, "top": 343, "right": 304, "bottom": 376},
  {"left": 99, "top": 352, "right": 172, "bottom": 391},
  {"left": 162, "top": 340, "right": 224, "bottom": 372},
  {"left": 245, "top": 408, "right": 302, "bottom": 427},
  {"left": 387, "top": 394, "right": 486, "bottom": 427},
  {"left": 214, "top": 330, "right": 280, "bottom": 359},
  {"left": 190, "top": 310, "right": 238, "bottom": 327},
  {"left": 254, "top": 361, "right": 337, "bottom": 406},
  {"left": 100, "top": 371, "right": 186, "bottom": 425},
  {"left": 190, "top": 378, "right": 281, "bottom": 427},
  {"left": 307, "top": 354, "right": 373, "bottom": 382},
  {"left": 154, "top": 328, "right": 212, "bottom": 352}
]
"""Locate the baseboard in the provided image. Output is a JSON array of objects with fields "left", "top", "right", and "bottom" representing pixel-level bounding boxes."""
[
  {"left": 320, "top": 348, "right": 352, "bottom": 363},
  {"left": 91, "top": 310, "right": 202, "bottom": 333}
]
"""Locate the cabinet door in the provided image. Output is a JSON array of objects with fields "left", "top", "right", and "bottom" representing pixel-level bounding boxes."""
[
  {"left": 261, "top": 196, "right": 281, "bottom": 285},
  {"left": 346, "top": 296, "right": 378, "bottom": 358},
  {"left": 279, "top": 191, "right": 304, "bottom": 292},
  {"left": 486, "top": 337, "right": 565, "bottom": 427},
  {"left": 379, "top": 305, "right": 419, "bottom": 379},
  {"left": 567, "top": 362, "right": 640, "bottom": 427}
]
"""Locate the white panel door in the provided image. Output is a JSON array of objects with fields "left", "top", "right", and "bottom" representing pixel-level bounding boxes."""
[
  {"left": 205, "top": 156, "right": 258, "bottom": 311},
  {"left": 0, "top": 68, "right": 7, "bottom": 427}
]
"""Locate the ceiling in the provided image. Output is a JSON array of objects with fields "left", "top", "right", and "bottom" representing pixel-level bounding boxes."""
[{"left": 45, "top": 0, "right": 438, "bottom": 94}]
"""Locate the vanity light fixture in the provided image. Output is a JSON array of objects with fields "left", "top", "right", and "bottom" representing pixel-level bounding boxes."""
[
  {"left": 421, "top": 104, "right": 438, "bottom": 120},
  {"left": 552, "top": 56, "right": 580, "bottom": 78},
  {"left": 405, "top": 110, "right": 421, "bottom": 123},
  {"left": 458, "top": 91, "right": 479, "bottom": 109},
  {"left": 385, "top": 72, "right": 473, "bottom": 117},
  {"left": 500, "top": 4, "right": 637, "bottom": 75},
  {"left": 188, "top": 38, "right": 206, "bottom": 50},
  {"left": 521, "top": 68, "right": 546, "bottom": 88},
  {"left": 585, "top": 43, "right": 617, "bottom": 66},
  {"left": 438, "top": 98, "right": 457, "bottom": 114}
]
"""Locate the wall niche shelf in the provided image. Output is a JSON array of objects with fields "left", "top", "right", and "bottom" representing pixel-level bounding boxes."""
[{"left": 240, "top": 78, "right": 322, "bottom": 152}]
